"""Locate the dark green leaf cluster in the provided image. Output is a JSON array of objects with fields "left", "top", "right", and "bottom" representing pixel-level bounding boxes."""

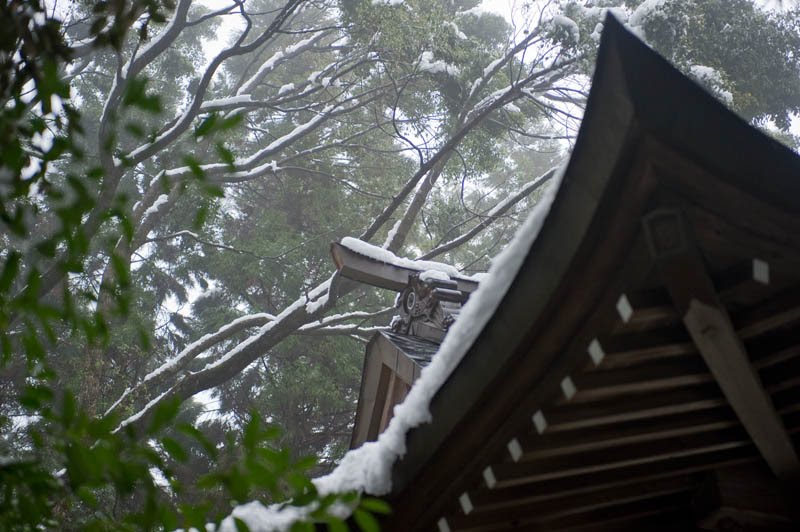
[
  {"left": 2, "top": 385, "right": 385, "bottom": 530},
  {"left": 1, "top": 1, "right": 390, "bottom": 529}
]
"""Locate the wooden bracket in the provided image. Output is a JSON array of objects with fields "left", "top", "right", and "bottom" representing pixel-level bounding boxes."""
[{"left": 642, "top": 209, "right": 800, "bottom": 483}]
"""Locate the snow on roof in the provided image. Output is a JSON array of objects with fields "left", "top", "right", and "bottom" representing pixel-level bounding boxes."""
[
  {"left": 312, "top": 169, "right": 562, "bottom": 496},
  {"left": 419, "top": 270, "right": 450, "bottom": 282},
  {"left": 218, "top": 167, "right": 565, "bottom": 529},
  {"left": 338, "top": 237, "right": 475, "bottom": 281}
]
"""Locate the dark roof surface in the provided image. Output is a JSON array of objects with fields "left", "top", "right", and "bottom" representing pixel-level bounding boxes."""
[{"left": 380, "top": 331, "right": 440, "bottom": 367}]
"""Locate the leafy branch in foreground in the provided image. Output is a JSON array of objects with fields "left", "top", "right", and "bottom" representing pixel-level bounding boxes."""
[
  {"left": 1, "top": 1, "right": 387, "bottom": 529},
  {"left": 2, "top": 384, "right": 383, "bottom": 530}
]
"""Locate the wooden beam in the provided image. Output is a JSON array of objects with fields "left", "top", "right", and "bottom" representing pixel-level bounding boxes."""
[
  {"left": 368, "top": 365, "right": 393, "bottom": 441},
  {"left": 351, "top": 333, "right": 426, "bottom": 448},
  {"left": 536, "top": 493, "right": 693, "bottom": 532},
  {"left": 643, "top": 209, "right": 800, "bottom": 482},
  {"left": 330, "top": 241, "right": 479, "bottom": 294},
  {"left": 492, "top": 426, "right": 751, "bottom": 488},
  {"left": 469, "top": 446, "right": 757, "bottom": 513},
  {"left": 693, "top": 465, "right": 795, "bottom": 530},
  {"left": 447, "top": 476, "right": 692, "bottom": 530},
  {"left": 608, "top": 288, "right": 678, "bottom": 333},
  {"left": 733, "top": 285, "right": 800, "bottom": 339},
  {"left": 568, "top": 356, "right": 713, "bottom": 403},
  {"left": 350, "top": 339, "right": 386, "bottom": 448},
  {"left": 545, "top": 383, "right": 727, "bottom": 431},
  {"left": 518, "top": 406, "right": 739, "bottom": 460},
  {"left": 595, "top": 326, "right": 695, "bottom": 370},
  {"left": 453, "top": 491, "right": 693, "bottom": 531},
  {"left": 379, "top": 372, "right": 399, "bottom": 434}
]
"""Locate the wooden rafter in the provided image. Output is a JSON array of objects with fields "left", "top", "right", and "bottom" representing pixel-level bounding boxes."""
[{"left": 643, "top": 208, "right": 800, "bottom": 482}]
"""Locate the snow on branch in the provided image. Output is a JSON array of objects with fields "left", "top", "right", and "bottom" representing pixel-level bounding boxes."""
[
  {"left": 141, "top": 194, "right": 169, "bottom": 222},
  {"left": 201, "top": 277, "right": 332, "bottom": 373},
  {"left": 297, "top": 324, "right": 388, "bottom": 337},
  {"left": 299, "top": 307, "right": 395, "bottom": 330},
  {"left": 463, "top": 25, "right": 545, "bottom": 109},
  {"left": 417, "top": 51, "right": 460, "bottom": 77},
  {"left": 237, "top": 31, "right": 330, "bottom": 96},
  {"left": 420, "top": 166, "right": 559, "bottom": 260},
  {"left": 235, "top": 104, "right": 341, "bottom": 168},
  {"left": 115, "top": 390, "right": 171, "bottom": 432},
  {"left": 199, "top": 95, "right": 256, "bottom": 113},
  {"left": 121, "top": 0, "right": 308, "bottom": 167},
  {"left": 158, "top": 100, "right": 353, "bottom": 182},
  {"left": 124, "top": 0, "right": 193, "bottom": 80},
  {"left": 105, "top": 312, "right": 275, "bottom": 419},
  {"left": 550, "top": 14, "right": 580, "bottom": 43}
]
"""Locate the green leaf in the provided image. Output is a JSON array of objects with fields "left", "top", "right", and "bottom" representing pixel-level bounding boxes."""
[
  {"left": 122, "top": 76, "right": 162, "bottom": 113},
  {"left": 161, "top": 436, "right": 189, "bottom": 463},
  {"left": 19, "top": 383, "right": 54, "bottom": 410},
  {"left": 177, "top": 423, "right": 218, "bottom": 459},
  {"left": 147, "top": 396, "right": 181, "bottom": 435},
  {"left": 124, "top": 121, "right": 146, "bottom": 138},
  {"left": 204, "top": 183, "right": 225, "bottom": 198},
  {"left": 183, "top": 155, "right": 205, "bottom": 180},
  {"left": 76, "top": 486, "right": 98, "bottom": 508},
  {"left": 0, "top": 251, "right": 21, "bottom": 292},
  {"left": 359, "top": 498, "right": 390, "bottom": 515},
  {"left": 192, "top": 203, "right": 209, "bottom": 230},
  {"left": 234, "top": 517, "right": 251, "bottom": 532},
  {"left": 110, "top": 252, "right": 131, "bottom": 287},
  {"left": 326, "top": 519, "right": 348, "bottom": 532},
  {"left": 61, "top": 390, "right": 77, "bottom": 428},
  {"left": 220, "top": 114, "right": 243, "bottom": 131},
  {"left": 216, "top": 142, "right": 236, "bottom": 169},
  {"left": 195, "top": 113, "right": 219, "bottom": 138},
  {"left": 353, "top": 508, "right": 380, "bottom": 532}
]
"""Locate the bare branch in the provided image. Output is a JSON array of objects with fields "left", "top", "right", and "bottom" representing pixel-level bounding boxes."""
[{"left": 420, "top": 167, "right": 558, "bottom": 260}]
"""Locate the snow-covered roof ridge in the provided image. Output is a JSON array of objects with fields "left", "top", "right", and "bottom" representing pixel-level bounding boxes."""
[{"left": 338, "top": 237, "right": 478, "bottom": 282}]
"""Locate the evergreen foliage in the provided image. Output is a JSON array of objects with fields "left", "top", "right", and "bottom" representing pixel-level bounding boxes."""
[{"left": 1, "top": 0, "right": 799, "bottom": 529}]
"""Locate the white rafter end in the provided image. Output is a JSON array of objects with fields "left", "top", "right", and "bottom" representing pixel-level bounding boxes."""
[
  {"left": 459, "top": 492, "right": 474, "bottom": 515},
  {"left": 753, "top": 258, "right": 770, "bottom": 285},
  {"left": 532, "top": 410, "right": 548, "bottom": 434},
  {"left": 483, "top": 466, "right": 497, "bottom": 489},
  {"left": 561, "top": 376, "right": 577, "bottom": 400},
  {"left": 617, "top": 293, "right": 633, "bottom": 323},
  {"left": 507, "top": 438, "right": 523, "bottom": 462},
  {"left": 588, "top": 338, "right": 605, "bottom": 366}
]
